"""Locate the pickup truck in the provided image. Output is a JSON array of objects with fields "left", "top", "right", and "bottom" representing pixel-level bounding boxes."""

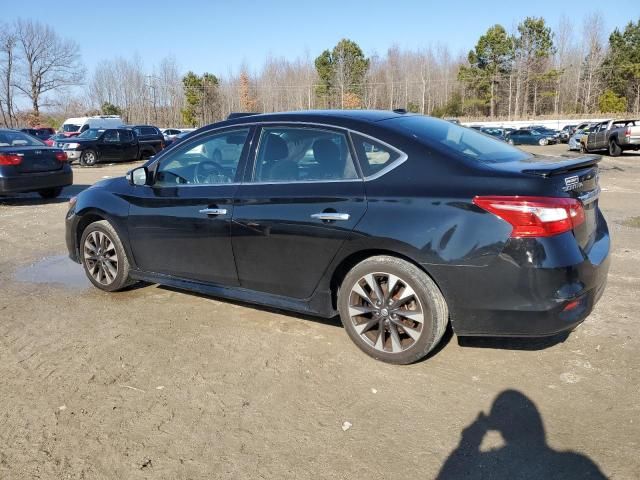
[
  {"left": 56, "top": 128, "right": 158, "bottom": 166},
  {"left": 581, "top": 119, "right": 640, "bottom": 156}
]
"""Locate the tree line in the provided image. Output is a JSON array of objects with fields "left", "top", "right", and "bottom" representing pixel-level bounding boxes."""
[{"left": 1, "top": 15, "right": 639, "bottom": 128}]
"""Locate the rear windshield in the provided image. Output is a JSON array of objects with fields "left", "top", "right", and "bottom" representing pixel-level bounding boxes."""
[
  {"left": 78, "top": 129, "right": 104, "bottom": 139},
  {"left": 0, "top": 130, "right": 45, "bottom": 147},
  {"left": 387, "top": 116, "right": 530, "bottom": 163},
  {"left": 62, "top": 123, "right": 81, "bottom": 132}
]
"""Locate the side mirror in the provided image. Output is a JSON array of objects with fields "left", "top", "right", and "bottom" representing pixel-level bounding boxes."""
[{"left": 128, "top": 167, "right": 149, "bottom": 186}]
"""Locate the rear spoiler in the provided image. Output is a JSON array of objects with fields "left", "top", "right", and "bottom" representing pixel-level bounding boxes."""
[{"left": 521, "top": 154, "right": 601, "bottom": 177}]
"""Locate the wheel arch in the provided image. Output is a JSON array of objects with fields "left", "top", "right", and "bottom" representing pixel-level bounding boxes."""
[
  {"left": 73, "top": 208, "right": 134, "bottom": 267},
  {"left": 328, "top": 248, "right": 446, "bottom": 311}
]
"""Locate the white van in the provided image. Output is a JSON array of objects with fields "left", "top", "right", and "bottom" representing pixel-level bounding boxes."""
[{"left": 60, "top": 115, "right": 124, "bottom": 136}]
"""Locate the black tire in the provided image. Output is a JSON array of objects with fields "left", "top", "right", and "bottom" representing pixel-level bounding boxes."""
[
  {"left": 80, "top": 149, "right": 98, "bottom": 167},
  {"left": 609, "top": 139, "right": 622, "bottom": 157},
  {"left": 38, "top": 187, "right": 63, "bottom": 199},
  {"left": 80, "top": 220, "right": 137, "bottom": 292},
  {"left": 338, "top": 255, "right": 448, "bottom": 364},
  {"left": 538, "top": 138, "right": 548, "bottom": 146}
]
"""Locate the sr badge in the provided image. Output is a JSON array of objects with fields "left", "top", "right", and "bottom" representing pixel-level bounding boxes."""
[{"left": 563, "top": 175, "right": 583, "bottom": 192}]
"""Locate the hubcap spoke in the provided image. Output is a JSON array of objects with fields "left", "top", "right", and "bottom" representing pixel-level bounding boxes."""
[
  {"left": 354, "top": 317, "right": 379, "bottom": 335},
  {"left": 352, "top": 283, "right": 375, "bottom": 305},
  {"left": 390, "top": 284, "right": 417, "bottom": 309},
  {"left": 364, "top": 274, "right": 384, "bottom": 304},
  {"left": 349, "top": 305, "right": 378, "bottom": 317},
  {"left": 391, "top": 319, "right": 421, "bottom": 341},
  {"left": 393, "top": 309, "right": 424, "bottom": 324},
  {"left": 389, "top": 322, "right": 402, "bottom": 353}
]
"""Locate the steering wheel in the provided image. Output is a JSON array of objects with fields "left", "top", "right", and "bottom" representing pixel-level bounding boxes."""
[{"left": 194, "top": 160, "right": 225, "bottom": 184}]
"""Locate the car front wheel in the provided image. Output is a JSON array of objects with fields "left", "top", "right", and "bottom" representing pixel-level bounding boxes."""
[
  {"left": 80, "top": 220, "right": 137, "bottom": 292},
  {"left": 80, "top": 149, "right": 98, "bottom": 166},
  {"left": 538, "top": 138, "right": 548, "bottom": 146},
  {"left": 338, "top": 255, "right": 448, "bottom": 364}
]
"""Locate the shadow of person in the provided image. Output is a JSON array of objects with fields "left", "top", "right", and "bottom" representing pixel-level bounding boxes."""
[{"left": 437, "top": 390, "right": 606, "bottom": 479}]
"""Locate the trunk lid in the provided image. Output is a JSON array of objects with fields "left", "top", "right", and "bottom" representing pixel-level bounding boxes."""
[
  {"left": 490, "top": 154, "right": 602, "bottom": 250},
  {"left": 13, "top": 147, "right": 64, "bottom": 173}
]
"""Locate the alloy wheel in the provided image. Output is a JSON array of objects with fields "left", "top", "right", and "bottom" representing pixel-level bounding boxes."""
[
  {"left": 83, "top": 230, "right": 119, "bottom": 285},
  {"left": 348, "top": 272, "right": 425, "bottom": 354}
]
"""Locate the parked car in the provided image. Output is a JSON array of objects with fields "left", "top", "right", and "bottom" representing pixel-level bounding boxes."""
[
  {"left": 506, "top": 129, "right": 558, "bottom": 146},
  {"left": 0, "top": 128, "right": 72, "bottom": 198},
  {"left": 568, "top": 125, "right": 593, "bottom": 151},
  {"left": 581, "top": 119, "right": 640, "bottom": 156},
  {"left": 20, "top": 127, "right": 56, "bottom": 141},
  {"left": 128, "top": 125, "right": 165, "bottom": 157},
  {"left": 44, "top": 133, "right": 68, "bottom": 147},
  {"left": 161, "top": 128, "right": 183, "bottom": 142},
  {"left": 559, "top": 125, "right": 577, "bottom": 143},
  {"left": 65, "top": 110, "right": 610, "bottom": 364},
  {"left": 60, "top": 116, "right": 124, "bottom": 137},
  {"left": 57, "top": 128, "right": 156, "bottom": 166},
  {"left": 480, "top": 127, "right": 507, "bottom": 141}
]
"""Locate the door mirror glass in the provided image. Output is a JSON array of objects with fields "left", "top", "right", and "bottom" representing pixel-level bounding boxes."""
[{"left": 129, "top": 167, "right": 148, "bottom": 186}]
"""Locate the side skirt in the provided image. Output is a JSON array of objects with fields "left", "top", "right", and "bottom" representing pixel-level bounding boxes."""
[{"left": 129, "top": 269, "right": 335, "bottom": 318}]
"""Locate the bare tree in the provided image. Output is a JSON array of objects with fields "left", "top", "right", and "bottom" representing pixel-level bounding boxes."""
[
  {"left": 0, "top": 24, "right": 18, "bottom": 127},
  {"left": 13, "top": 19, "right": 84, "bottom": 118}
]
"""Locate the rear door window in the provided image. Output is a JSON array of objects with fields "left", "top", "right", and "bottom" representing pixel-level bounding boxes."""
[
  {"left": 351, "top": 133, "right": 402, "bottom": 177},
  {"left": 252, "top": 127, "right": 359, "bottom": 182}
]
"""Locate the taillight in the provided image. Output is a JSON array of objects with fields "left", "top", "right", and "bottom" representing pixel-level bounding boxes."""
[
  {"left": 625, "top": 127, "right": 631, "bottom": 137},
  {"left": 55, "top": 151, "right": 68, "bottom": 162},
  {"left": 473, "top": 196, "right": 585, "bottom": 238},
  {"left": 160, "top": 141, "right": 165, "bottom": 149},
  {"left": 0, "top": 153, "right": 23, "bottom": 166}
]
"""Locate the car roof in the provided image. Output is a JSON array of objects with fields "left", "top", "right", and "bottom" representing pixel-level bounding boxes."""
[{"left": 205, "top": 110, "right": 418, "bottom": 130}]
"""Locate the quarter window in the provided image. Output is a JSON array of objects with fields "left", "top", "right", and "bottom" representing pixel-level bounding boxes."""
[
  {"left": 154, "top": 128, "right": 249, "bottom": 186},
  {"left": 351, "top": 133, "right": 401, "bottom": 177},
  {"left": 252, "top": 127, "right": 359, "bottom": 182}
]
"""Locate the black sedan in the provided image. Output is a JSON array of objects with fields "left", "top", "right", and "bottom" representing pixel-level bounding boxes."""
[
  {"left": 65, "top": 111, "right": 609, "bottom": 364},
  {"left": 0, "top": 129, "right": 72, "bottom": 198},
  {"left": 506, "top": 129, "right": 558, "bottom": 146}
]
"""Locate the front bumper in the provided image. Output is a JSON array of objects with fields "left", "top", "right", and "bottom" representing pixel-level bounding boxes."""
[
  {"left": 431, "top": 228, "right": 610, "bottom": 337},
  {"left": 64, "top": 150, "right": 82, "bottom": 161},
  {"left": 0, "top": 166, "right": 73, "bottom": 194}
]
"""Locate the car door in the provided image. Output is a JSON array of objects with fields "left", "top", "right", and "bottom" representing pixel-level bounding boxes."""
[
  {"left": 231, "top": 124, "right": 367, "bottom": 299},
  {"left": 127, "top": 127, "right": 253, "bottom": 285},
  {"left": 119, "top": 129, "right": 138, "bottom": 160},
  {"left": 100, "top": 129, "right": 122, "bottom": 161}
]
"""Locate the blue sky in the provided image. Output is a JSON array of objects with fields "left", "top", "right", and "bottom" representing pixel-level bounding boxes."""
[{"left": 5, "top": 0, "right": 637, "bottom": 76}]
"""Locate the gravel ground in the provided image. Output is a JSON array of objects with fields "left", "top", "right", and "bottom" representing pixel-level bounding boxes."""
[{"left": 0, "top": 144, "right": 638, "bottom": 479}]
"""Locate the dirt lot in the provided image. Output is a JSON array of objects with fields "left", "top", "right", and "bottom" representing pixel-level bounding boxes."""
[{"left": 1, "top": 144, "right": 639, "bottom": 479}]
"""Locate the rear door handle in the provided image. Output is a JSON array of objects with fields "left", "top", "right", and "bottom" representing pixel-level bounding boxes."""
[
  {"left": 199, "top": 208, "right": 228, "bottom": 216},
  {"left": 310, "top": 212, "right": 350, "bottom": 221}
]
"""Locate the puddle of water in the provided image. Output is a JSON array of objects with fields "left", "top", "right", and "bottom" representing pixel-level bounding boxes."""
[{"left": 14, "top": 254, "right": 90, "bottom": 289}]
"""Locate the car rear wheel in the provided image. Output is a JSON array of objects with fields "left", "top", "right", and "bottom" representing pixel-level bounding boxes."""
[
  {"left": 338, "top": 255, "right": 448, "bottom": 364},
  {"left": 609, "top": 140, "right": 622, "bottom": 157},
  {"left": 80, "top": 149, "right": 98, "bottom": 166},
  {"left": 80, "top": 220, "right": 137, "bottom": 292},
  {"left": 38, "top": 187, "right": 63, "bottom": 199}
]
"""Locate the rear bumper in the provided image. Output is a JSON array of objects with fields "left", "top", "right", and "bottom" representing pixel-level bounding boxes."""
[
  {"left": 0, "top": 166, "right": 73, "bottom": 194},
  {"left": 431, "top": 227, "right": 610, "bottom": 337}
]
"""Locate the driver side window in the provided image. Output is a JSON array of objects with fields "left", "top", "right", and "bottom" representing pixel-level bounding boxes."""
[{"left": 154, "top": 128, "right": 250, "bottom": 187}]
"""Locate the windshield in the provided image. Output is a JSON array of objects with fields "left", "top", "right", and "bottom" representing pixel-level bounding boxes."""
[
  {"left": 0, "top": 130, "right": 46, "bottom": 147},
  {"left": 387, "top": 116, "right": 530, "bottom": 163},
  {"left": 62, "top": 123, "right": 81, "bottom": 133},
  {"left": 77, "top": 128, "right": 104, "bottom": 139}
]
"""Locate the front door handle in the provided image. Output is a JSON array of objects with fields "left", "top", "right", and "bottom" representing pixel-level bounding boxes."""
[
  {"left": 199, "top": 208, "right": 228, "bottom": 216},
  {"left": 310, "top": 212, "right": 350, "bottom": 221}
]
